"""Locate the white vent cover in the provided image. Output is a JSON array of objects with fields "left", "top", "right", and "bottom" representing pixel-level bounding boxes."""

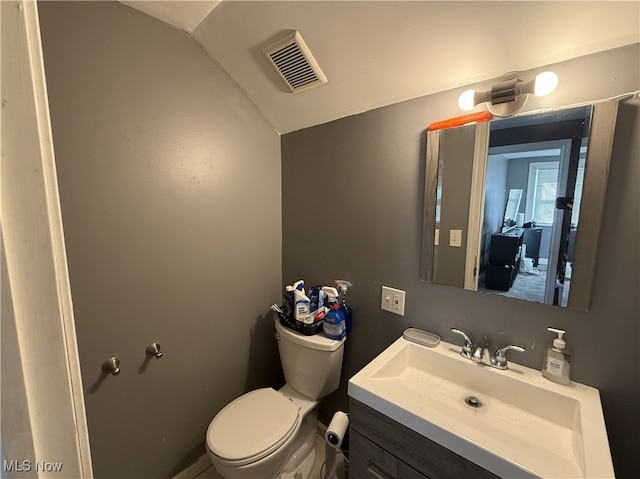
[{"left": 263, "top": 31, "right": 327, "bottom": 93}]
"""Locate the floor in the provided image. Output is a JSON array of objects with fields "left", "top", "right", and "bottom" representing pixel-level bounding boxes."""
[
  {"left": 479, "top": 259, "right": 572, "bottom": 306},
  {"left": 174, "top": 433, "right": 336, "bottom": 479}
]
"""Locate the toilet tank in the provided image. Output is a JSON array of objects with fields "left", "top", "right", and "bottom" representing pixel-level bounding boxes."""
[{"left": 274, "top": 320, "right": 345, "bottom": 399}]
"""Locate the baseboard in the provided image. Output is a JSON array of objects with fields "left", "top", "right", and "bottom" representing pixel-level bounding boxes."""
[
  {"left": 171, "top": 453, "right": 214, "bottom": 479},
  {"left": 172, "top": 422, "right": 330, "bottom": 479}
]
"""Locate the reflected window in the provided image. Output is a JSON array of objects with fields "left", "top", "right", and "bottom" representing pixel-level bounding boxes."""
[
  {"left": 526, "top": 155, "right": 586, "bottom": 226},
  {"left": 571, "top": 164, "right": 585, "bottom": 225},
  {"left": 435, "top": 184, "right": 442, "bottom": 223},
  {"left": 527, "top": 161, "right": 560, "bottom": 225}
]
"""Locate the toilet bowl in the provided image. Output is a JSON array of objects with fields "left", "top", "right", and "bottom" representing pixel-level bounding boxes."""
[{"left": 206, "top": 320, "right": 345, "bottom": 479}]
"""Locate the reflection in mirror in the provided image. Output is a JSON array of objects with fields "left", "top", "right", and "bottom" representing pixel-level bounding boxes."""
[
  {"left": 480, "top": 126, "right": 589, "bottom": 307},
  {"left": 422, "top": 102, "right": 619, "bottom": 310},
  {"left": 501, "top": 189, "right": 523, "bottom": 233}
]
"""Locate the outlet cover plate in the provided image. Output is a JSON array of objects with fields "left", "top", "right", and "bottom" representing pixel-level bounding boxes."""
[
  {"left": 381, "top": 286, "right": 406, "bottom": 316},
  {"left": 450, "top": 229, "right": 462, "bottom": 247}
]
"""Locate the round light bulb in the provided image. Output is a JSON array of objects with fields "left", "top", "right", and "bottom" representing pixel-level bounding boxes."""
[
  {"left": 534, "top": 71, "right": 558, "bottom": 96},
  {"left": 458, "top": 89, "right": 476, "bottom": 111}
]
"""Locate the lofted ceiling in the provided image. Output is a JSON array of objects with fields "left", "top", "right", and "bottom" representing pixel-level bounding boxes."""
[
  {"left": 121, "top": 1, "right": 221, "bottom": 33},
  {"left": 121, "top": 1, "right": 640, "bottom": 134}
]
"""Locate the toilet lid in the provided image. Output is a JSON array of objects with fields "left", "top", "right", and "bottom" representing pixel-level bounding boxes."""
[{"left": 207, "top": 388, "right": 299, "bottom": 464}]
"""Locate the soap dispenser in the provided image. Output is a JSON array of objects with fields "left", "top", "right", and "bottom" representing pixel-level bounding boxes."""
[{"left": 542, "top": 327, "right": 572, "bottom": 385}]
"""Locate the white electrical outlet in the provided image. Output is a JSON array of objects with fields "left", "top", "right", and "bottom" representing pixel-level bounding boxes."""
[
  {"left": 381, "top": 286, "right": 406, "bottom": 316},
  {"left": 450, "top": 229, "right": 462, "bottom": 247}
]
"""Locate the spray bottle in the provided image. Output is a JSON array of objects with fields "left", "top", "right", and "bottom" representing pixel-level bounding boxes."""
[
  {"left": 334, "top": 280, "right": 353, "bottom": 335},
  {"left": 321, "top": 286, "right": 346, "bottom": 340}
]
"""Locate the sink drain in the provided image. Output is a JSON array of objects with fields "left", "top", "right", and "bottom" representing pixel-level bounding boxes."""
[{"left": 465, "top": 396, "right": 481, "bottom": 408}]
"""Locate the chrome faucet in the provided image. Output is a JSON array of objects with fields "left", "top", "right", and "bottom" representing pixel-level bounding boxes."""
[
  {"left": 451, "top": 328, "right": 487, "bottom": 362},
  {"left": 490, "top": 345, "right": 525, "bottom": 370},
  {"left": 451, "top": 328, "right": 525, "bottom": 370}
]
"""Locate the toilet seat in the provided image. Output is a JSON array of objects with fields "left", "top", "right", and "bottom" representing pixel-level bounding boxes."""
[{"left": 207, "top": 388, "right": 299, "bottom": 466}]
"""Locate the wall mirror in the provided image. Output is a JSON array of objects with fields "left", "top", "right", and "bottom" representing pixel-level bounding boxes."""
[
  {"left": 501, "top": 188, "right": 522, "bottom": 233},
  {"left": 421, "top": 101, "right": 619, "bottom": 310}
]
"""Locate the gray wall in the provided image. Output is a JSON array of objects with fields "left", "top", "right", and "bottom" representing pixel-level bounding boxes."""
[
  {"left": 282, "top": 43, "right": 639, "bottom": 477},
  {"left": 482, "top": 155, "right": 508, "bottom": 266},
  {"left": 433, "top": 125, "right": 476, "bottom": 287},
  {"left": 39, "top": 2, "right": 282, "bottom": 478}
]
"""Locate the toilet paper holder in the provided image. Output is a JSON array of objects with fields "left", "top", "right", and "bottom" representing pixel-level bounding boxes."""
[
  {"left": 325, "top": 411, "right": 349, "bottom": 479},
  {"left": 325, "top": 411, "right": 349, "bottom": 448}
]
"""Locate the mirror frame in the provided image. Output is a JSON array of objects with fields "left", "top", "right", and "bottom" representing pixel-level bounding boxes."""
[{"left": 421, "top": 101, "right": 619, "bottom": 311}]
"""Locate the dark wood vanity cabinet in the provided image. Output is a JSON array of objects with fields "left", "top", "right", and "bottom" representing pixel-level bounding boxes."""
[
  {"left": 485, "top": 228, "right": 524, "bottom": 291},
  {"left": 349, "top": 399, "right": 499, "bottom": 479}
]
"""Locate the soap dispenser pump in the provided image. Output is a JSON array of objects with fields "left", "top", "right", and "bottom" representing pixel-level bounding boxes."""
[{"left": 542, "top": 327, "right": 572, "bottom": 385}]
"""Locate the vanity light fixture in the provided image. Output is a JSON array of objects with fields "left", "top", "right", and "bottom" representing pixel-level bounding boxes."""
[{"left": 458, "top": 71, "right": 559, "bottom": 117}]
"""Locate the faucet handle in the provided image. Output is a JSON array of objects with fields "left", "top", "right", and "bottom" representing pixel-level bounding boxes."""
[
  {"left": 492, "top": 345, "right": 525, "bottom": 370},
  {"left": 450, "top": 328, "right": 475, "bottom": 360}
]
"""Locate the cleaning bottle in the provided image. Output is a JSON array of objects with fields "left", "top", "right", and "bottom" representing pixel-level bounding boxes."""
[
  {"left": 283, "top": 285, "right": 294, "bottom": 318},
  {"left": 321, "top": 286, "right": 346, "bottom": 340},
  {"left": 542, "top": 327, "right": 572, "bottom": 385},
  {"left": 293, "top": 280, "right": 311, "bottom": 322},
  {"left": 334, "top": 280, "right": 353, "bottom": 335}
]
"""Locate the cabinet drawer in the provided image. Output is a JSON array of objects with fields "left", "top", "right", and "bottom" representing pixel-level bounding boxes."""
[
  {"left": 349, "top": 399, "right": 499, "bottom": 479},
  {"left": 350, "top": 430, "right": 428, "bottom": 479}
]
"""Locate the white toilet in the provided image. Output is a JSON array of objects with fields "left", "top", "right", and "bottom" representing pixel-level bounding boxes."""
[{"left": 206, "top": 319, "right": 346, "bottom": 479}]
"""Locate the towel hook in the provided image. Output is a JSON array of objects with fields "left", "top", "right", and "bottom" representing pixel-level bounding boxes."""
[
  {"left": 145, "top": 342, "right": 163, "bottom": 359},
  {"left": 101, "top": 357, "right": 121, "bottom": 376}
]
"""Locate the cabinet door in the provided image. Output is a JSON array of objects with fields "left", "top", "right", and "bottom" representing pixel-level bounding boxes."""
[
  {"left": 350, "top": 399, "right": 499, "bottom": 479},
  {"left": 350, "top": 430, "right": 429, "bottom": 479}
]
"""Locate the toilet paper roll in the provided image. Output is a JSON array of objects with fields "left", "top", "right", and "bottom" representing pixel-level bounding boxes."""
[{"left": 325, "top": 411, "right": 349, "bottom": 449}]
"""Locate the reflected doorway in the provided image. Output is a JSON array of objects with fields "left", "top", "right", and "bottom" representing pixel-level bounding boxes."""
[{"left": 478, "top": 129, "right": 588, "bottom": 306}]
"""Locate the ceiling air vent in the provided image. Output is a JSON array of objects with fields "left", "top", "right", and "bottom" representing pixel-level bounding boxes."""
[{"left": 263, "top": 31, "right": 327, "bottom": 93}]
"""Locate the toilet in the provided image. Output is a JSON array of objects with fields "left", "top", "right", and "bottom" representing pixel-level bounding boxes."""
[{"left": 206, "top": 319, "right": 346, "bottom": 479}]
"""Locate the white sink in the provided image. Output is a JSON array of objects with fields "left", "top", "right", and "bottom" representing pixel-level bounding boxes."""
[{"left": 348, "top": 334, "right": 614, "bottom": 478}]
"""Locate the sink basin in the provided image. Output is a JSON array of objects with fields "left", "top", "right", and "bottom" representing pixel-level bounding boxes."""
[{"left": 348, "top": 334, "right": 614, "bottom": 478}]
